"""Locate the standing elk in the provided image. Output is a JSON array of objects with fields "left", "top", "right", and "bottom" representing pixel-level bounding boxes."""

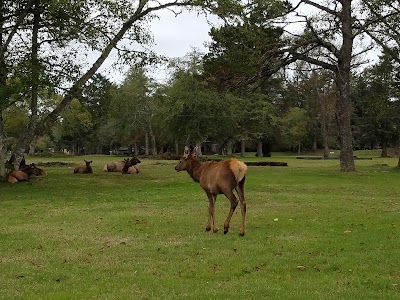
[
  {"left": 74, "top": 160, "right": 93, "bottom": 174},
  {"left": 175, "top": 146, "right": 248, "bottom": 236},
  {"left": 104, "top": 157, "right": 141, "bottom": 172}
]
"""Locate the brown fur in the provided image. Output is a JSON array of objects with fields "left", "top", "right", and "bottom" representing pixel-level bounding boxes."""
[
  {"left": 6, "top": 161, "right": 47, "bottom": 184},
  {"left": 121, "top": 158, "right": 141, "bottom": 174},
  {"left": 21, "top": 163, "right": 47, "bottom": 177},
  {"left": 127, "top": 166, "right": 140, "bottom": 174},
  {"left": 7, "top": 170, "right": 29, "bottom": 183},
  {"left": 74, "top": 160, "right": 93, "bottom": 174},
  {"left": 104, "top": 157, "right": 141, "bottom": 172},
  {"left": 175, "top": 146, "right": 248, "bottom": 236}
]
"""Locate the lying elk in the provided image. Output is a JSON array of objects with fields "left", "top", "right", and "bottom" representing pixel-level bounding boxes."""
[
  {"left": 7, "top": 163, "right": 47, "bottom": 183},
  {"left": 104, "top": 157, "right": 141, "bottom": 172},
  {"left": 74, "top": 160, "right": 93, "bottom": 174},
  {"left": 121, "top": 158, "right": 140, "bottom": 174},
  {"left": 175, "top": 146, "right": 248, "bottom": 236},
  {"left": 22, "top": 163, "right": 47, "bottom": 176},
  {"left": 7, "top": 170, "right": 29, "bottom": 183}
]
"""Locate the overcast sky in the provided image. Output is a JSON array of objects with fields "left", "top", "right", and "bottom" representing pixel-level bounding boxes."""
[
  {"left": 98, "top": 10, "right": 217, "bottom": 84},
  {"left": 97, "top": 1, "right": 378, "bottom": 85}
]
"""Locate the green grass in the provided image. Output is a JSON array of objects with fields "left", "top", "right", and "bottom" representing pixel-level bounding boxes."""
[{"left": 1, "top": 154, "right": 400, "bottom": 299}]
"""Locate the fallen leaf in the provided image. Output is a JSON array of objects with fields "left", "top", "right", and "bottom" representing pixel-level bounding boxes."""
[
  {"left": 344, "top": 230, "right": 352, "bottom": 234},
  {"left": 297, "top": 266, "right": 306, "bottom": 271}
]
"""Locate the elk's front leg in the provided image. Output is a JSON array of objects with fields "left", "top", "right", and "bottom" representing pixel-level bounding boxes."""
[{"left": 206, "top": 193, "right": 218, "bottom": 233}]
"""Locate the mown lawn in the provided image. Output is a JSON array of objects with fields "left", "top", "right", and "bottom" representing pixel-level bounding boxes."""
[{"left": 0, "top": 154, "right": 399, "bottom": 299}]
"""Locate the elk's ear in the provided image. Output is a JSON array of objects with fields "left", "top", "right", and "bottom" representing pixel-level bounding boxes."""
[
  {"left": 183, "top": 146, "right": 190, "bottom": 158},
  {"left": 191, "top": 147, "right": 198, "bottom": 158}
]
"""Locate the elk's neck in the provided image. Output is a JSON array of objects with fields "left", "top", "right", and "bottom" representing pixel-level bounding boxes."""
[{"left": 187, "top": 159, "right": 204, "bottom": 182}]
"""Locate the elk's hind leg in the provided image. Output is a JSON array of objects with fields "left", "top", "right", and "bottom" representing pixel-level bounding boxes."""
[
  {"left": 206, "top": 193, "right": 219, "bottom": 233},
  {"left": 236, "top": 176, "right": 246, "bottom": 236},
  {"left": 222, "top": 189, "right": 239, "bottom": 234}
]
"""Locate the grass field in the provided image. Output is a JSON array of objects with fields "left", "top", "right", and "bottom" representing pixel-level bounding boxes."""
[{"left": 1, "top": 152, "right": 400, "bottom": 299}]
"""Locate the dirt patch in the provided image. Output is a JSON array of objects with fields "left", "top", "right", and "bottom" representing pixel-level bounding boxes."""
[{"left": 38, "top": 162, "right": 75, "bottom": 167}]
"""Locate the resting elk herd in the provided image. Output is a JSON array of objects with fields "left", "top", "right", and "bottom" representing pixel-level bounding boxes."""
[
  {"left": 5, "top": 156, "right": 141, "bottom": 181},
  {"left": 4, "top": 146, "right": 248, "bottom": 236}
]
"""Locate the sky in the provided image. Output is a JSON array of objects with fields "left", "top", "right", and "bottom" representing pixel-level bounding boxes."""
[
  {"left": 98, "top": 9, "right": 218, "bottom": 84},
  {"left": 96, "top": 1, "right": 379, "bottom": 85}
]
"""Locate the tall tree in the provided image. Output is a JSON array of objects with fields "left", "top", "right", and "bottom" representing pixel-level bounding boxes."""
[
  {"left": 52, "top": 99, "right": 94, "bottom": 154},
  {"left": 81, "top": 74, "right": 116, "bottom": 154},
  {"left": 353, "top": 55, "right": 400, "bottom": 156},
  {"left": 106, "top": 66, "right": 155, "bottom": 155},
  {"left": 274, "top": 0, "right": 400, "bottom": 170},
  {"left": 0, "top": 0, "right": 235, "bottom": 178},
  {"left": 282, "top": 107, "right": 310, "bottom": 154}
]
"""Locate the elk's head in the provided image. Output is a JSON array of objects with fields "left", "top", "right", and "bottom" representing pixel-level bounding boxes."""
[
  {"left": 130, "top": 156, "right": 141, "bottom": 165},
  {"left": 175, "top": 146, "right": 197, "bottom": 171},
  {"left": 24, "top": 163, "right": 41, "bottom": 176}
]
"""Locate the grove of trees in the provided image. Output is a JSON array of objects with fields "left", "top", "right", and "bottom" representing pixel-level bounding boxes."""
[{"left": 2, "top": 0, "right": 400, "bottom": 179}]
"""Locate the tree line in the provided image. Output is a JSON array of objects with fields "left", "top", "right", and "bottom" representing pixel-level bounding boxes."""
[{"left": 1, "top": 0, "right": 400, "bottom": 179}]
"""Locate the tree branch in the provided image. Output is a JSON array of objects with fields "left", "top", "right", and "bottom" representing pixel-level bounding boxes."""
[
  {"left": 302, "top": 0, "right": 339, "bottom": 17},
  {"left": 36, "top": 0, "right": 194, "bottom": 135}
]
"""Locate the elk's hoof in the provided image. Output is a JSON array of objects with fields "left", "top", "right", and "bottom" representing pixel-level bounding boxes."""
[
  {"left": 213, "top": 228, "right": 219, "bottom": 233},
  {"left": 205, "top": 226, "right": 211, "bottom": 232},
  {"left": 239, "top": 232, "right": 245, "bottom": 237},
  {"left": 224, "top": 227, "right": 229, "bottom": 234}
]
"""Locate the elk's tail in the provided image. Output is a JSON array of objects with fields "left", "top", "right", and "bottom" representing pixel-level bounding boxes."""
[
  {"left": 103, "top": 164, "right": 108, "bottom": 171},
  {"left": 229, "top": 159, "right": 248, "bottom": 183}
]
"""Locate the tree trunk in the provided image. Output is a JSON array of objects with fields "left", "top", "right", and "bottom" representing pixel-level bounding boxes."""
[
  {"left": 321, "top": 118, "right": 330, "bottom": 158},
  {"left": 335, "top": 80, "right": 355, "bottom": 171},
  {"left": 144, "top": 132, "right": 149, "bottom": 156},
  {"left": 149, "top": 124, "right": 156, "bottom": 155},
  {"left": 175, "top": 139, "right": 179, "bottom": 156},
  {"left": 335, "top": 0, "right": 355, "bottom": 172},
  {"left": 226, "top": 139, "right": 233, "bottom": 155},
  {"left": 297, "top": 141, "right": 301, "bottom": 155},
  {"left": 0, "top": 113, "right": 6, "bottom": 179},
  {"left": 262, "top": 139, "right": 271, "bottom": 157},
  {"left": 380, "top": 144, "right": 388, "bottom": 158},
  {"left": 240, "top": 140, "right": 245, "bottom": 157},
  {"left": 195, "top": 140, "right": 202, "bottom": 156},
  {"left": 134, "top": 141, "right": 139, "bottom": 156},
  {"left": 29, "top": 138, "right": 36, "bottom": 155},
  {"left": 151, "top": 134, "right": 156, "bottom": 155},
  {"left": 312, "top": 139, "right": 317, "bottom": 152},
  {"left": 256, "top": 139, "right": 263, "bottom": 157}
]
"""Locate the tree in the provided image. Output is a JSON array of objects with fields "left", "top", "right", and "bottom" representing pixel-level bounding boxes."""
[
  {"left": 282, "top": 107, "right": 310, "bottom": 155},
  {"left": 80, "top": 74, "right": 116, "bottom": 154},
  {"left": 202, "top": 0, "right": 289, "bottom": 155},
  {"left": 52, "top": 99, "right": 93, "bottom": 154},
  {"left": 274, "top": 1, "right": 400, "bottom": 170},
  {"left": 106, "top": 66, "right": 156, "bottom": 155},
  {"left": 0, "top": 0, "right": 235, "bottom": 178},
  {"left": 162, "top": 69, "right": 222, "bottom": 155},
  {"left": 353, "top": 55, "right": 400, "bottom": 156},
  {"left": 285, "top": 64, "right": 337, "bottom": 157}
]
